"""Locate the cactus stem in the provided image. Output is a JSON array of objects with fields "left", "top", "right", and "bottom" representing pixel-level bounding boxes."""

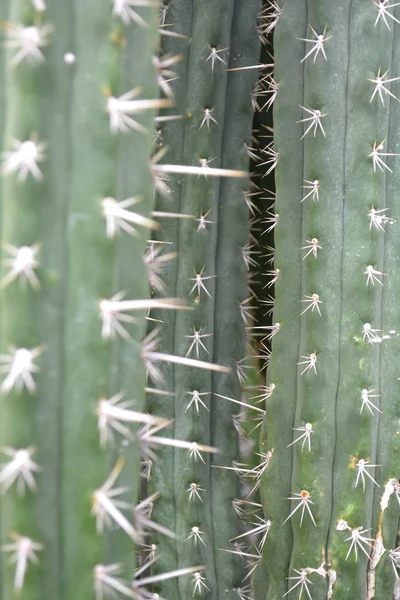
[
  {"left": 205, "top": 46, "right": 228, "bottom": 73},
  {"left": 2, "top": 136, "right": 46, "bottom": 181},
  {"left": 298, "top": 25, "right": 330, "bottom": 64},
  {"left": 0, "top": 446, "right": 40, "bottom": 494},
  {"left": 0, "top": 242, "right": 41, "bottom": 289},
  {"left": 0, "top": 346, "right": 43, "bottom": 393},
  {"left": 1, "top": 533, "right": 44, "bottom": 592},
  {"left": 368, "top": 67, "right": 400, "bottom": 105},
  {"left": 374, "top": 0, "right": 400, "bottom": 28},
  {"left": 5, "top": 23, "right": 52, "bottom": 67},
  {"left": 282, "top": 490, "right": 317, "bottom": 527},
  {"left": 298, "top": 106, "right": 327, "bottom": 139}
]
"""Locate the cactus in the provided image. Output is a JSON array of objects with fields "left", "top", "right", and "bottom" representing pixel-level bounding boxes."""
[
  {"left": 0, "top": 1, "right": 262, "bottom": 599},
  {"left": 147, "top": 1, "right": 262, "bottom": 598},
  {"left": 0, "top": 1, "right": 171, "bottom": 597},
  {"left": 3, "top": 1, "right": 400, "bottom": 600},
  {"left": 259, "top": 1, "right": 400, "bottom": 599}
]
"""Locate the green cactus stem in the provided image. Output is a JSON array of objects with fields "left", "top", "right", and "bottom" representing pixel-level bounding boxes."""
[
  {"left": 259, "top": 1, "right": 400, "bottom": 598},
  {"left": 0, "top": 1, "right": 170, "bottom": 598},
  {"left": 147, "top": 1, "right": 262, "bottom": 599}
]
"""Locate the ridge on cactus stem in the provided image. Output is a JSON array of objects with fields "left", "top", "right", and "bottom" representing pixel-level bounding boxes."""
[{"left": 259, "top": 2, "right": 400, "bottom": 597}]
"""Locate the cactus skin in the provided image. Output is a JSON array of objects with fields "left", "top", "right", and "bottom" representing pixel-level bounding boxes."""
[
  {"left": 259, "top": 1, "right": 400, "bottom": 599},
  {"left": 0, "top": 0, "right": 161, "bottom": 598},
  {"left": 149, "top": 1, "right": 261, "bottom": 598}
]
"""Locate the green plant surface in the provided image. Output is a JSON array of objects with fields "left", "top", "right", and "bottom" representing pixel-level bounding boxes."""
[
  {"left": 259, "top": 1, "right": 400, "bottom": 599},
  {"left": 0, "top": 1, "right": 162, "bottom": 598},
  {"left": 148, "top": 1, "right": 262, "bottom": 599}
]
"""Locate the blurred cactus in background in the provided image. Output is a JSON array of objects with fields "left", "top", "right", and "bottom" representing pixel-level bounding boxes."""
[{"left": 0, "top": 1, "right": 399, "bottom": 600}]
